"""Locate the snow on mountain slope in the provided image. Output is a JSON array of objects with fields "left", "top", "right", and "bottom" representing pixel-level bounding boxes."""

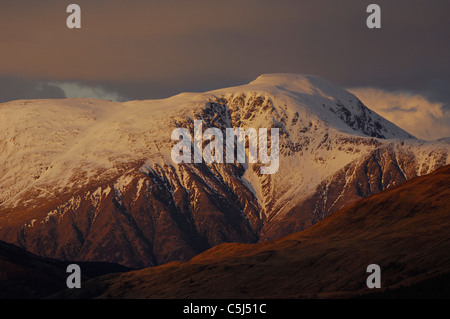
[
  {"left": 213, "top": 74, "right": 414, "bottom": 139},
  {"left": 0, "top": 74, "right": 412, "bottom": 210},
  {"left": 0, "top": 74, "right": 448, "bottom": 267}
]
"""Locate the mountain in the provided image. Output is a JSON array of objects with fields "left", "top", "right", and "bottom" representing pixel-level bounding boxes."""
[
  {"left": 0, "top": 240, "right": 131, "bottom": 299},
  {"left": 0, "top": 74, "right": 448, "bottom": 268},
  {"left": 52, "top": 165, "right": 450, "bottom": 299}
]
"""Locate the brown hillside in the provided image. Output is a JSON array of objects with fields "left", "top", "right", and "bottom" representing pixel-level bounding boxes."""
[{"left": 53, "top": 165, "right": 450, "bottom": 299}]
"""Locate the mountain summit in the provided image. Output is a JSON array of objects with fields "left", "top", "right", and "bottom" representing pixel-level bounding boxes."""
[
  {"left": 0, "top": 74, "right": 448, "bottom": 267},
  {"left": 213, "top": 73, "right": 414, "bottom": 139}
]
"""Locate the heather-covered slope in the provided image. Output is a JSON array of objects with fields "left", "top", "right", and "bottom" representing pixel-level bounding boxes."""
[{"left": 53, "top": 165, "right": 450, "bottom": 299}]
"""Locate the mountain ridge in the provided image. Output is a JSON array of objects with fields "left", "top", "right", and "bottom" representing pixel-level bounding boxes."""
[{"left": 0, "top": 74, "right": 448, "bottom": 267}]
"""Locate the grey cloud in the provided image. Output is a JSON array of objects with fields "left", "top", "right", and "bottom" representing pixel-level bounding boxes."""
[
  {"left": 48, "top": 81, "right": 127, "bottom": 102},
  {"left": 0, "top": 76, "right": 66, "bottom": 103}
]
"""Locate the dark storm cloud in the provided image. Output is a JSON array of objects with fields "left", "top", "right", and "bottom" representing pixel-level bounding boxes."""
[{"left": 0, "top": 0, "right": 448, "bottom": 105}]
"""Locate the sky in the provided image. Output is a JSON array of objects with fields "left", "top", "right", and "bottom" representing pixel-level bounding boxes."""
[{"left": 0, "top": 0, "right": 449, "bottom": 140}]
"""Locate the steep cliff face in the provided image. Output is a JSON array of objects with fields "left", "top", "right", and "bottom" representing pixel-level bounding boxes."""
[{"left": 0, "top": 74, "right": 448, "bottom": 268}]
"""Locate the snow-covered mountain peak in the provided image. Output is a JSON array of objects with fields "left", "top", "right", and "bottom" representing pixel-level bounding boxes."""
[
  {"left": 0, "top": 74, "right": 448, "bottom": 268},
  {"left": 249, "top": 73, "right": 341, "bottom": 97},
  {"left": 0, "top": 74, "right": 430, "bottom": 211},
  {"left": 209, "top": 73, "right": 415, "bottom": 140}
]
